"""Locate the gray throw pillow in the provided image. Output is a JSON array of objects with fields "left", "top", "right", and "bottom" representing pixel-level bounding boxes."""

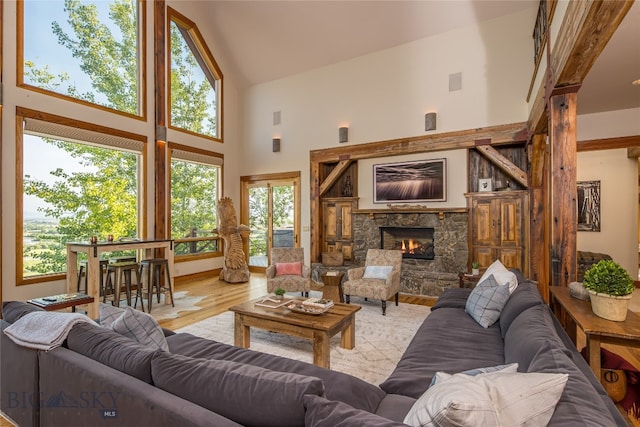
[
  {"left": 99, "top": 302, "right": 125, "bottom": 328},
  {"left": 110, "top": 307, "right": 169, "bottom": 351},
  {"left": 430, "top": 363, "right": 519, "bottom": 387},
  {"left": 151, "top": 351, "right": 325, "bottom": 427},
  {"left": 465, "top": 274, "right": 511, "bottom": 328}
]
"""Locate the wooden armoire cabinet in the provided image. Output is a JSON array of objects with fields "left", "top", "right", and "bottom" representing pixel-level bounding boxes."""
[
  {"left": 466, "top": 191, "right": 529, "bottom": 275},
  {"left": 322, "top": 197, "right": 357, "bottom": 261}
]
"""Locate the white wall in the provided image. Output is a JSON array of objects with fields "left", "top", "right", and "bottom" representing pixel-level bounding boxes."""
[
  {"left": 241, "top": 8, "right": 536, "bottom": 257},
  {"left": 577, "top": 108, "right": 640, "bottom": 277}
]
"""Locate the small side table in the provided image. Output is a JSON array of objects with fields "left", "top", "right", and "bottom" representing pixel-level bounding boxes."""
[
  {"left": 458, "top": 273, "right": 481, "bottom": 289},
  {"left": 321, "top": 272, "right": 345, "bottom": 303},
  {"left": 28, "top": 293, "right": 95, "bottom": 312}
]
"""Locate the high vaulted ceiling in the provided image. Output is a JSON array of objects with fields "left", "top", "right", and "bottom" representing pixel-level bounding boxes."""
[{"left": 190, "top": 0, "right": 640, "bottom": 116}]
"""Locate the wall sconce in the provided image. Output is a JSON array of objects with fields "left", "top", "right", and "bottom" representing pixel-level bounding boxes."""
[
  {"left": 425, "top": 112, "right": 437, "bottom": 131},
  {"left": 272, "top": 138, "right": 281, "bottom": 152},
  {"left": 339, "top": 126, "right": 349, "bottom": 143}
]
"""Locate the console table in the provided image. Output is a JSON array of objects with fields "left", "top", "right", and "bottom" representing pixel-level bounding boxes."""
[
  {"left": 28, "top": 293, "right": 94, "bottom": 312},
  {"left": 549, "top": 286, "right": 640, "bottom": 380},
  {"left": 66, "top": 239, "right": 174, "bottom": 318}
]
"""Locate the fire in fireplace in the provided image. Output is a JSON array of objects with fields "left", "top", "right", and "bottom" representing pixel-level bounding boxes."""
[{"left": 380, "top": 227, "right": 435, "bottom": 260}]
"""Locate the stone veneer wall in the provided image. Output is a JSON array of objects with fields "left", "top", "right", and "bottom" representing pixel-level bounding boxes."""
[{"left": 352, "top": 212, "right": 468, "bottom": 297}]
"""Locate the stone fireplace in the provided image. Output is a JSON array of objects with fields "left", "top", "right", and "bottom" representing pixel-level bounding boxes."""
[
  {"left": 380, "top": 226, "right": 435, "bottom": 260},
  {"left": 352, "top": 211, "right": 468, "bottom": 297}
]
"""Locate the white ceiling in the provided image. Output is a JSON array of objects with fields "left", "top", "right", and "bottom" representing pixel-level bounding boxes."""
[
  {"left": 194, "top": 0, "right": 640, "bottom": 116},
  {"left": 578, "top": 0, "right": 640, "bottom": 115}
]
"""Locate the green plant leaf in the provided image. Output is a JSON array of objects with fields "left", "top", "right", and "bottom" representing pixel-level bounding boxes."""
[{"left": 583, "top": 260, "right": 634, "bottom": 296}]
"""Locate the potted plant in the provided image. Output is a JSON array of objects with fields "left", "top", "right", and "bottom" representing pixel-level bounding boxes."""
[
  {"left": 583, "top": 259, "right": 634, "bottom": 321},
  {"left": 273, "top": 287, "right": 286, "bottom": 301},
  {"left": 471, "top": 261, "right": 480, "bottom": 276}
]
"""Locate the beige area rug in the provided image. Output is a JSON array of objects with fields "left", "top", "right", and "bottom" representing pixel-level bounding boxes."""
[
  {"left": 176, "top": 294, "right": 431, "bottom": 385},
  {"left": 119, "top": 291, "right": 206, "bottom": 321}
]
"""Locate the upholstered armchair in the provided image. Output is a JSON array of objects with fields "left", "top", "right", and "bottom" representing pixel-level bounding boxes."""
[
  {"left": 266, "top": 247, "right": 311, "bottom": 296},
  {"left": 343, "top": 249, "right": 403, "bottom": 315}
]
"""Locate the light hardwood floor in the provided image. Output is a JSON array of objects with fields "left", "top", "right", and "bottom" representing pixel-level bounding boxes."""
[{"left": 157, "top": 272, "right": 435, "bottom": 331}]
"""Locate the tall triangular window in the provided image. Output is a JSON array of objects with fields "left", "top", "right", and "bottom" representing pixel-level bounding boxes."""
[{"left": 168, "top": 8, "right": 222, "bottom": 141}]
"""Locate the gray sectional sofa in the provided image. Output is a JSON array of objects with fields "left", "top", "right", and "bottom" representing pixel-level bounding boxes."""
[{"left": 0, "top": 272, "right": 627, "bottom": 426}]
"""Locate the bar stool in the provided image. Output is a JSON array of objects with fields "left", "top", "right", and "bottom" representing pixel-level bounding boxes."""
[
  {"left": 139, "top": 258, "right": 174, "bottom": 313},
  {"left": 76, "top": 259, "right": 109, "bottom": 296},
  {"left": 104, "top": 261, "right": 144, "bottom": 310}
]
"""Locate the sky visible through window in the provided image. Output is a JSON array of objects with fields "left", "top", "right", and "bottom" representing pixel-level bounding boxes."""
[
  {"left": 24, "top": 0, "right": 123, "bottom": 104},
  {"left": 24, "top": 135, "right": 97, "bottom": 219},
  {"left": 22, "top": 1, "right": 126, "bottom": 219}
]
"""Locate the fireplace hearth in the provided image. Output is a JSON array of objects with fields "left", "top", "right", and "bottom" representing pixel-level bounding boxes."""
[{"left": 380, "top": 226, "right": 435, "bottom": 260}]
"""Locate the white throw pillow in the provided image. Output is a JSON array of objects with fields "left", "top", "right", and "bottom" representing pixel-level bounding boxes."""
[
  {"left": 403, "top": 371, "right": 568, "bottom": 427},
  {"left": 110, "top": 307, "right": 169, "bottom": 351},
  {"left": 362, "top": 265, "right": 393, "bottom": 280},
  {"left": 478, "top": 259, "right": 518, "bottom": 294}
]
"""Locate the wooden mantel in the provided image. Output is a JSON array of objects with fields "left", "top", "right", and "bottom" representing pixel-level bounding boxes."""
[{"left": 353, "top": 207, "right": 467, "bottom": 221}]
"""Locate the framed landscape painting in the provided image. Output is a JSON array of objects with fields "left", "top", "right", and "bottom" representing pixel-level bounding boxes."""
[{"left": 373, "top": 158, "right": 446, "bottom": 203}]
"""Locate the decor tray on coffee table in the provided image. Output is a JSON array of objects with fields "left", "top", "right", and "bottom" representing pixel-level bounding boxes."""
[{"left": 286, "top": 301, "right": 331, "bottom": 315}]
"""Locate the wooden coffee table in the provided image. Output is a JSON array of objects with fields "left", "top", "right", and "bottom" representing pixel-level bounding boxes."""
[
  {"left": 228, "top": 298, "right": 361, "bottom": 369},
  {"left": 549, "top": 286, "right": 640, "bottom": 380}
]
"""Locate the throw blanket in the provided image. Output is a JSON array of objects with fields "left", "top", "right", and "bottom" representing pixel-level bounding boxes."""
[
  {"left": 3, "top": 311, "right": 93, "bottom": 351},
  {"left": 582, "top": 347, "right": 640, "bottom": 418}
]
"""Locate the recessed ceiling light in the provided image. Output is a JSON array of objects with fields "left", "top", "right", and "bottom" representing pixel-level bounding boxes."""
[{"left": 633, "top": 79, "right": 640, "bottom": 86}]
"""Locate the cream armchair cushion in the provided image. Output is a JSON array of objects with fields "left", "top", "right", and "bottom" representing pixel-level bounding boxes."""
[
  {"left": 266, "top": 247, "right": 311, "bottom": 294},
  {"left": 343, "top": 249, "right": 403, "bottom": 315}
]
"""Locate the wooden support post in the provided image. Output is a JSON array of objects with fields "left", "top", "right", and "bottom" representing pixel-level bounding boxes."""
[
  {"left": 529, "top": 133, "right": 550, "bottom": 301},
  {"left": 154, "top": 1, "right": 167, "bottom": 243},
  {"left": 310, "top": 161, "right": 322, "bottom": 262},
  {"left": 550, "top": 89, "right": 578, "bottom": 287}
]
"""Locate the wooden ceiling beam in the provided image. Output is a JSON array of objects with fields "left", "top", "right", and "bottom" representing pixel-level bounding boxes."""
[
  {"left": 475, "top": 145, "right": 528, "bottom": 188},
  {"left": 527, "top": 0, "right": 633, "bottom": 134},
  {"left": 318, "top": 159, "right": 352, "bottom": 197},
  {"left": 578, "top": 135, "right": 640, "bottom": 152},
  {"left": 310, "top": 122, "right": 528, "bottom": 163},
  {"left": 554, "top": 1, "right": 633, "bottom": 88}
]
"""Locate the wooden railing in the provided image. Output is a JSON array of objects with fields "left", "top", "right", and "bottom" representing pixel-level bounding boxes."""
[
  {"left": 533, "top": 1, "right": 547, "bottom": 64},
  {"left": 174, "top": 228, "right": 220, "bottom": 256}
]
